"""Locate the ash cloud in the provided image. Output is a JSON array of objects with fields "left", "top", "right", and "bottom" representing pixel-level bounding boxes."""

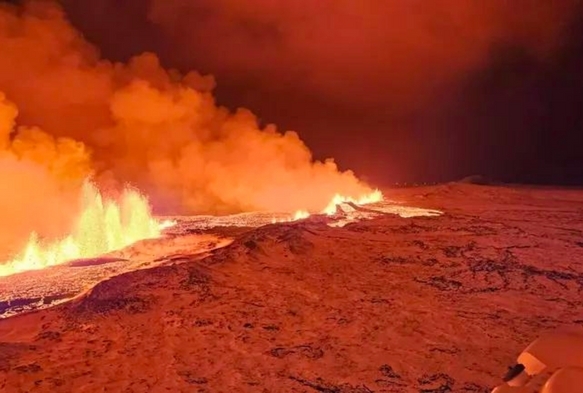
[
  {"left": 59, "top": 0, "right": 582, "bottom": 184},
  {"left": 0, "top": 0, "right": 373, "bottom": 224},
  {"left": 0, "top": 93, "right": 84, "bottom": 258}
]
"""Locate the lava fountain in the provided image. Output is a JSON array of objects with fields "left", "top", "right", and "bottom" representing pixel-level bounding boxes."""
[
  {"left": 321, "top": 189, "right": 384, "bottom": 215},
  {"left": 0, "top": 181, "right": 168, "bottom": 277},
  {"left": 273, "top": 189, "right": 384, "bottom": 224}
]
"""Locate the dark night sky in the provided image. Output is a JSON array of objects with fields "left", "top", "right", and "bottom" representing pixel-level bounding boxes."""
[{"left": 55, "top": 1, "right": 583, "bottom": 185}]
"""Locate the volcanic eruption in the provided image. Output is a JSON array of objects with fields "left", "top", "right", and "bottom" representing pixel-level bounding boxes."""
[
  {"left": 2, "top": 2, "right": 583, "bottom": 392},
  {"left": 0, "top": 1, "right": 380, "bottom": 276},
  {"left": 0, "top": 181, "right": 168, "bottom": 277}
]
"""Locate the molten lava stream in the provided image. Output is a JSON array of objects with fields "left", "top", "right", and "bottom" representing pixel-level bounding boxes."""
[
  {"left": 284, "top": 189, "right": 384, "bottom": 222},
  {"left": 321, "top": 189, "right": 384, "bottom": 215},
  {"left": 0, "top": 182, "right": 166, "bottom": 277}
]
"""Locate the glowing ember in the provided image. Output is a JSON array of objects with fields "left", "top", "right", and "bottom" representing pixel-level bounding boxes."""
[{"left": 0, "top": 182, "right": 168, "bottom": 277}]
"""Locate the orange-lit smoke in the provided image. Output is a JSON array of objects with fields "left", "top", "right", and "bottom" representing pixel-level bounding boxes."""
[
  {"left": 0, "top": 1, "right": 375, "bottom": 218},
  {"left": 0, "top": 91, "right": 89, "bottom": 261},
  {"left": 0, "top": 1, "right": 378, "bottom": 268}
]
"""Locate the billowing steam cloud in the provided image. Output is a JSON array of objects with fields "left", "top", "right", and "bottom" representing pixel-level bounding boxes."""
[
  {"left": 0, "top": 92, "right": 86, "bottom": 258},
  {"left": 0, "top": 1, "right": 372, "bottom": 224},
  {"left": 138, "top": 0, "right": 579, "bottom": 182}
]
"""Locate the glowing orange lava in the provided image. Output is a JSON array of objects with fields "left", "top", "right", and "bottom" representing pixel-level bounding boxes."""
[
  {"left": 0, "top": 182, "right": 169, "bottom": 277},
  {"left": 321, "top": 189, "right": 384, "bottom": 215},
  {"left": 282, "top": 189, "right": 384, "bottom": 222},
  {"left": 0, "top": 185, "right": 382, "bottom": 276}
]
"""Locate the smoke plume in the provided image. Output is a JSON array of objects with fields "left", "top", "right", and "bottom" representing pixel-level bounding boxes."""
[
  {"left": 137, "top": 0, "right": 579, "bottom": 183},
  {"left": 147, "top": 0, "right": 574, "bottom": 109},
  {"left": 0, "top": 92, "right": 86, "bottom": 258},
  {"left": 0, "top": 0, "right": 373, "bottom": 225}
]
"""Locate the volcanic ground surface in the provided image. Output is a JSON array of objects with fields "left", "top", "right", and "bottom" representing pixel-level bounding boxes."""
[
  {"left": 1, "top": 184, "right": 583, "bottom": 392},
  {"left": 0, "top": 201, "right": 439, "bottom": 319}
]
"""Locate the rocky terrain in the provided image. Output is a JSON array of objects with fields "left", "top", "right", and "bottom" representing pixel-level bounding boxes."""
[
  {"left": 0, "top": 234, "right": 230, "bottom": 319},
  {"left": 1, "top": 183, "right": 583, "bottom": 392}
]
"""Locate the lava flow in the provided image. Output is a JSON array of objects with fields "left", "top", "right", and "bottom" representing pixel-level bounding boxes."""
[
  {"left": 0, "top": 182, "right": 168, "bottom": 277},
  {"left": 271, "top": 189, "right": 384, "bottom": 224},
  {"left": 321, "top": 189, "right": 384, "bottom": 215},
  {"left": 0, "top": 183, "right": 382, "bottom": 277}
]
